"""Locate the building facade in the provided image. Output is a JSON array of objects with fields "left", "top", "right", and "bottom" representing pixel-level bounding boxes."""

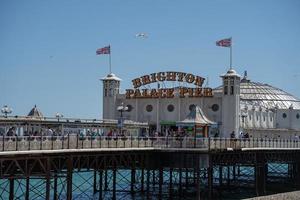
[{"left": 102, "top": 68, "right": 300, "bottom": 138}]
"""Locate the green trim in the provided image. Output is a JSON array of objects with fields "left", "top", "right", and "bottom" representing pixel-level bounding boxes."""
[{"left": 160, "top": 121, "right": 176, "bottom": 125}]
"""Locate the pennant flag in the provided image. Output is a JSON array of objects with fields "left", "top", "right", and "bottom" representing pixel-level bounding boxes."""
[
  {"left": 96, "top": 46, "right": 110, "bottom": 55},
  {"left": 216, "top": 38, "right": 231, "bottom": 47}
]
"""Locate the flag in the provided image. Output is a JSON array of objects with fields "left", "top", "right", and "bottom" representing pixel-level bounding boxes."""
[
  {"left": 216, "top": 38, "right": 231, "bottom": 47},
  {"left": 96, "top": 46, "right": 110, "bottom": 55}
]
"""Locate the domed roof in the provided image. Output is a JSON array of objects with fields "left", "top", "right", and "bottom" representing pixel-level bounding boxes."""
[
  {"left": 220, "top": 68, "right": 241, "bottom": 77},
  {"left": 214, "top": 76, "right": 300, "bottom": 110},
  {"left": 239, "top": 81, "right": 300, "bottom": 110},
  {"left": 28, "top": 105, "right": 44, "bottom": 119},
  {"left": 101, "top": 73, "right": 121, "bottom": 81}
]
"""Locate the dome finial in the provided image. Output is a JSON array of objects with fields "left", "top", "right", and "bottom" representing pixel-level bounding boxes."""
[{"left": 244, "top": 70, "right": 247, "bottom": 78}]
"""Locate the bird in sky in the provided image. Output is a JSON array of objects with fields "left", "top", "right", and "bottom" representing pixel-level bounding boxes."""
[{"left": 135, "top": 33, "right": 148, "bottom": 39}]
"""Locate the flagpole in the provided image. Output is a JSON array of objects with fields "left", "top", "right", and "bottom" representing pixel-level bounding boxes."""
[
  {"left": 230, "top": 37, "right": 232, "bottom": 70},
  {"left": 109, "top": 45, "right": 112, "bottom": 74}
]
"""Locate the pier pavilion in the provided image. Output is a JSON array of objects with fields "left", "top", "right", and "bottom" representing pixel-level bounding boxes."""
[{"left": 102, "top": 68, "right": 300, "bottom": 139}]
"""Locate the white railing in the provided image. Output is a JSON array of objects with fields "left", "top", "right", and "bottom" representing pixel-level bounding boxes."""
[{"left": 0, "top": 136, "right": 299, "bottom": 152}]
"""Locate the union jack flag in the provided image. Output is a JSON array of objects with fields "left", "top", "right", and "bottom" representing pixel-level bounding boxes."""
[
  {"left": 96, "top": 46, "right": 110, "bottom": 55},
  {"left": 216, "top": 38, "right": 231, "bottom": 47}
]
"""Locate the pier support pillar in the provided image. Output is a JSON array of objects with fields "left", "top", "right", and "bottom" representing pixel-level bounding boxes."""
[
  {"left": 104, "top": 170, "right": 108, "bottom": 191},
  {"left": 25, "top": 177, "right": 30, "bottom": 200},
  {"left": 179, "top": 166, "right": 183, "bottom": 198},
  {"left": 227, "top": 166, "right": 230, "bottom": 186},
  {"left": 169, "top": 168, "right": 173, "bottom": 199},
  {"left": 66, "top": 156, "right": 73, "bottom": 200},
  {"left": 233, "top": 165, "right": 236, "bottom": 182},
  {"left": 112, "top": 168, "right": 117, "bottom": 200},
  {"left": 98, "top": 170, "right": 103, "bottom": 200},
  {"left": 93, "top": 170, "right": 97, "bottom": 194},
  {"left": 46, "top": 158, "right": 51, "bottom": 200},
  {"left": 9, "top": 177, "right": 14, "bottom": 200},
  {"left": 196, "top": 159, "right": 201, "bottom": 200},
  {"left": 53, "top": 173, "right": 58, "bottom": 200},
  {"left": 294, "top": 162, "right": 300, "bottom": 189},
  {"left": 255, "top": 153, "right": 266, "bottom": 196},
  {"left": 146, "top": 169, "right": 150, "bottom": 199},
  {"left": 219, "top": 165, "right": 223, "bottom": 186},
  {"left": 208, "top": 155, "right": 213, "bottom": 200},
  {"left": 185, "top": 168, "right": 189, "bottom": 189},
  {"left": 158, "top": 167, "right": 163, "bottom": 200},
  {"left": 131, "top": 168, "right": 136, "bottom": 194},
  {"left": 152, "top": 170, "right": 156, "bottom": 188},
  {"left": 141, "top": 168, "right": 144, "bottom": 193}
]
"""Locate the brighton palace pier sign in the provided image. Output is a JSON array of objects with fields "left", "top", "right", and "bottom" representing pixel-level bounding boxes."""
[{"left": 125, "top": 71, "right": 213, "bottom": 99}]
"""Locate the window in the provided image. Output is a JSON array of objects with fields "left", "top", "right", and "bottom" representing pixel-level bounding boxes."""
[
  {"left": 211, "top": 104, "right": 219, "bottom": 112},
  {"left": 146, "top": 105, "right": 153, "bottom": 112},
  {"left": 127, "top": 105, "right": 133, "bottom": 112},
  {"left": 230, "top": 86, "right": 234, "bottom": 95},
  {"left": 263, "top": 116, "right": 265, "bottom": 121},
  {"left": 296, "top": 113, "right": 300, "bottom": 119},
  {"left": 282, "top": 113, "right": 287, "bottom": 118},
  {"left": 167, "top": 104, "right": 175, "bottom": 112},
  {"left": 224, "top": 86, "right": 228, "bottom": 95},
  {"left": 189, "top": 104, "right": 196, "bottom": 111}
]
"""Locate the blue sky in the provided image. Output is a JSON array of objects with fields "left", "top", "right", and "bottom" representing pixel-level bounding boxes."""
[{"left": 0, "top": 0, "right": 299, "bottom": 118}]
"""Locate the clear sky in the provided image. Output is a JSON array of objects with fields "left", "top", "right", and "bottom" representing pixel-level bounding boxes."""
[{"left": 0, "top": 0, "right": 299, "bottom": 119}]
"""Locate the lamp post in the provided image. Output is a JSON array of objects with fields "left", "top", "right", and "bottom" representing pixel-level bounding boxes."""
[
  {"left": 117, "top": 103, "right": 128, "bottom": 135},
  {"left": 55, "top": 113, "right": 64, "bottom": 121},
  {"left": 1, "top": 105, "right": 12, "bottom": 118}
]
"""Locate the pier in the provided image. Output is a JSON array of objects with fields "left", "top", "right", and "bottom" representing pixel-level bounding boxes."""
[{"left": 0, "top": 135, "right": 300, "bottom": 199}]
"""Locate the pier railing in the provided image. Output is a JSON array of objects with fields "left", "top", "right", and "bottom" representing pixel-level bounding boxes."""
[{"left": 0, "top": 136, "right": 300, "bottom": 152}]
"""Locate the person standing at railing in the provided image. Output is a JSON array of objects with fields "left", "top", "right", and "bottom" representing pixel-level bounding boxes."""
[
  {"left": 230, "top": 131, "right": 236, "bottom": 148},
  {"left": 47, "top": 128, "right": 53, "bottom": 136},
  {"left": 230, "top": 131, "right": 235, "bottom": 139},
  {"left": 6, "top": 127, "right": 16, "bottom": 136}
]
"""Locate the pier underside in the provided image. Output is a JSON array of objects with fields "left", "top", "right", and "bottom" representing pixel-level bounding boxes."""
[{"left": 1, "top": 149, "right": 300, "bottom": 200}]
